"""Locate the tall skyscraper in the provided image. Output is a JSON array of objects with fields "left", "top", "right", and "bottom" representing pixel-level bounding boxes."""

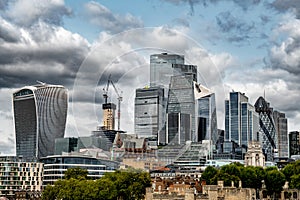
[
  {"left": 225, "top": 92, "right": 259, "bottom": 148},
  {"left": 166, "top": 75, "right": 195, "bottom": 144},
  {"left": 134, "top": 86, "right": 164, "bottom": 144},
  {"left": 150, "top": 53, "right": 184, "bottom": 88},
  {"left": 195, "top": 84, "right": 218, "bottom": 144},
  {"left": 254, "top": 96, "right": 278, "bottom": 161},
  {"left": 273, "top": 110, "right": 288, "bottom": 158},
  {"left": 13, "top": 83, "right": 68, "bottom": 160}
]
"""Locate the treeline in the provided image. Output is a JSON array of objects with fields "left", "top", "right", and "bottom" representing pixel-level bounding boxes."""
[
  {"left": 202, "top": 160, "right": 300, "bottom": 196},
  {"left": 42, "top": 168, "right": 151, "bottom": 200}
]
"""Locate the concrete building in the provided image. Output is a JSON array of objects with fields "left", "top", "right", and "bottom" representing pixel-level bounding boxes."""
[
  {"left": 102, "top": 103, "right": 116, "bottom": 130},
  {"left": 0, "top": 156, "right": 43, "bottom": 199},
  {"left": 273, "top": 110, "right": 288, "bottom": 159},
  {"left": 13, "top": 83, "right": 68, "bottom": 160}
]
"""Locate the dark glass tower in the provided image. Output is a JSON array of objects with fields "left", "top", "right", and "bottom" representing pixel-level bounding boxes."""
[
  {"left": 254, "top": 96, "right": 278, "bottom": 161},
  {"left": 13, "top": 83, "right": 68, "bottom": 160}
]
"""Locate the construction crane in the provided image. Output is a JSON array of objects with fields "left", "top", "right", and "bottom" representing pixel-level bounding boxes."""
[{"left": 102, "top": 75, "right": 123, "bottom": 131}]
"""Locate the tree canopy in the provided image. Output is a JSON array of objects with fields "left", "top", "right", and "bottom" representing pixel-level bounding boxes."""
[{"left": 42, "top": 168, "right": 151, "bottom": 200}]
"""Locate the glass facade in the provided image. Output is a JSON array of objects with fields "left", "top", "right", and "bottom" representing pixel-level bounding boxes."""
[
  {"left": 40, "top": 155, "right": 119, "bottom": 186},
  {"left": 254, "top": 96, "right": 278, "bottom": 161},
  {"left": 166, "top": 75, "right": 195, "bottom": 143},
  {"left": 225, "top": 92, "right": 258, "bottom": 149},
  {"left": 134, "top": 87, "right": 165, "bottom": 144},
  {"left": 197, "top": 93, "right": 218, "bottom": 145},
  {"left": 13, "top": 84, "right": 68, "bottom": 160},
  {"left": 289, "top": 131, "right": 300, "bottom": 157}
]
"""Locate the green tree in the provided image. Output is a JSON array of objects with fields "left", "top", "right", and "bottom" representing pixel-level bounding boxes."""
[
  {"left": 201, "top": 166, "right": 218, "bottom": 185},
  {"left": 64, "top": 167, "right": 88, "bottom": 180},
  {"left": 42, "top": 168, "right": 151, "bottom": 200},
  {"left": 290, "top": 174, "right": 300, "bottom": 189},
  {"left": 264, "top": 169, "right": 286, "bottom": 197},
  {"left": 220, "top": 163, "right": 242, "bottom": 178}
]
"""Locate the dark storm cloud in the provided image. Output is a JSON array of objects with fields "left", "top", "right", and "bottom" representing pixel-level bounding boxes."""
[
  {"left": 6, "top": 0, "right": 72, "bottom": 27},
  {"left": 216, "top": 11, "right": 255, "bottom": 44},
  {"left": 270, "top": 0, "right": 300, "bottom": 19},
  {"left": 0, "top": 20, "right": 90, "bottom": 89},
  {"left": 84, "top": 1, "right": 143, "bottom": 34},
  {"left": 162, "top": 0, "right": 261, "bottom": 14}
]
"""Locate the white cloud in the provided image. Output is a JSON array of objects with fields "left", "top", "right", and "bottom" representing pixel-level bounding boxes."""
[
  {"left": 84, "top": 1, "right": 143, "bottom": 33},
  {"left": 6, "top": 0, "right": 72, "bottom": 26}
]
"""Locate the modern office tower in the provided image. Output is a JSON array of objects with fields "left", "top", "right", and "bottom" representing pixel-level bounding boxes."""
[
  {"left": 225, "top": 92, "right": 259, "bottom": 148},
  {"left": 150, "top": 53, "right": 197, "bottom": 96},
  {"left": 150, "top": 53, "right": 184, "bottom": 88},
  {"left": 0, "top": 156, "right": 43, "bottom": 198},
  {"left": 40, "top": 154, "right": 119, "bottom": 186},
  {"left": 134, "top": 86, "right": 165, "bottom": 144},
  {"left": 273, "top": 110, "right": 288, "bottom": 158},
  {"left": 13, "top": 83, "right": 68, "bottom": 160},
  {"left": 102, "top": 103, "right": 116, "bottom": 130},
  {"left": 289, "top": 131, "right": 300, "bottom": 157},
  {"left": 55, "top": 137, "right": 78, "bottom": 155},
  {"left": 166, "top": 75, "right": 195, "bottom": 144},
  {"left": 254, "top": 97, "right": 278, "bottom": 161},
  {"left": 195, "top": 84, "right": 218, "bottom": 144}
]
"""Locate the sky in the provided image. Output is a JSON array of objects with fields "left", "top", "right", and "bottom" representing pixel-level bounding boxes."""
[{"left": 0, "top": 0, "right": 300, "bottom": 155}]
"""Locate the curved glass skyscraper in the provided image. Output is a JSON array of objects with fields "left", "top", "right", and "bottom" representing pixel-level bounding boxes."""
[
  {"left": 13, "top": 83, "right": 68, "bottom": 160},
  {"left": 254, "top": 96, "right": 278, "bottom": 161}
]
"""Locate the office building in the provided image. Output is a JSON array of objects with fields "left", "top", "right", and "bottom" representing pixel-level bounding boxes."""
[
  {"left": 134, "top": 87, "right": 165, "bottom": 144},
  {"left": 150, "top": 53, "right": 197, "bottom": 100},
  {"left": 225, "top": 92, "right": 259, "bottom": 148},
  {"left": 0, "top": 156, "right": 43, "bottom": 198},
  {"left": 273, "top": 110, "right": 288, "bottom": 158},
  {"left": 55, "top": 137, "right": 78, "bottom": 155},
  {"left": 166, "top": 75, "right": 195, "bottom": 144},
  {"left": 40, "top": 153, "right": 119, "bottom": 186},
  {"left": 13, "top": 83, "right": 68, "bottom": 160},
  {"left": 195, "top": 84, "right": 218, "bottom": 144},
  {"left": 150, "top": 53, "right": 184, "bottom": 89},
  {"left": 289, "top": 131, "right": 300, "bottom": 157},
  {"left": 254, "top": 97, "right": 278, "bottom": 161}
]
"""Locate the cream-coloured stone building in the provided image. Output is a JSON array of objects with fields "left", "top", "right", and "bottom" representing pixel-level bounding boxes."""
[
  {"left": 244, "top": 141, "right": 265, "bottom": 167},
  {"left": 0, "top": 156, "right": 43, "bottom": 198}
]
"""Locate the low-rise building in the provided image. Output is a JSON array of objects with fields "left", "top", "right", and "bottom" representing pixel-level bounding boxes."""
[
  {"left": 40, "top": 152, "right": 119, "bottom": 186},
  {"left": 0, "top": 156, "right": 43, "bottom": 199}
]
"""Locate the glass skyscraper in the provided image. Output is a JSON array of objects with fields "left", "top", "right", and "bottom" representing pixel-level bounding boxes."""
[
  {"left": 254, "top": 96, "right": 278, "bottom": 161},
  {"left": 134, "top": 86, "right": 165, "bottom": 144},
  {"left": 195, "top": 84, "right": 218, "bottom": 144},
  {"left": 13, "top": 83, "right": 68, "bottom": 160},
  {"left": 166, "top": 75, "right": 195, "bottom": 144},
  {"left": 225, "top": 92, "right": 259, "bottom": 148}
]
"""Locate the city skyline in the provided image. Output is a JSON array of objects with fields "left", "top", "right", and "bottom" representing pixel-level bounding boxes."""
[{"left": 0, "top": 0, "right": 300, "bottom": 155}]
